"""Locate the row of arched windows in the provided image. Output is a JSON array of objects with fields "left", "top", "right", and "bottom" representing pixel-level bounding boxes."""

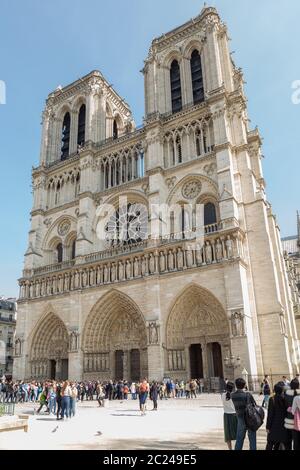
[
  {"left": 55, "top": 240, "right": 76, "bottom": 264},
  {"left": 60, "top": 105, "right": 120, "bottom": 161},
  {"left": 170, "top": 49, "right": 204, "bottom": 114}
]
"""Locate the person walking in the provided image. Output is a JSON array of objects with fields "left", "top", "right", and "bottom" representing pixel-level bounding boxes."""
[
  {"left": 130, "top": 382, "right": 137, "bottom": 400},
  {"left": 138, "top": 378, "right": 149, "bottom": 416},
  {"left": 231, "top": 378, "right": 257, "bottom": 450},
  {"left": 36, "top": 388, "right": 48, "bottom": 414},
  {"left": 150, "top": 381, "right": 159, "bottom": 411},
  {"left": 221, "top": 381, "right": 237, "bottom": 450},
  {"left": 266, "top": 383, "right": 289, "bottom": 450},
  {"left": 56, "top": 382, "right": 62, "bottom": 420},
  {"left": 48, "top": 382, "right": 57, "bottom": 415},
  {"left": 60, "top": 381, "right": 72, "bottom": 420},
  {"left": 284, "top": 378, "right": 300, "bottom": 450}
]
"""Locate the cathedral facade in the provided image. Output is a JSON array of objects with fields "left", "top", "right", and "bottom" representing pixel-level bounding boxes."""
[{"left": 13, "top": 7, "right": 300, "bottom": 386}]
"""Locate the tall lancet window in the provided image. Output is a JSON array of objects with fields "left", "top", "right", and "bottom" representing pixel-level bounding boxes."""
[
  {"left": 190, "top": 50, "right": 204, "bottom": 104},
  {"left": 61, "top": 112, "right": 71, "bottom": 160},
  {"left": 77, "top": 104, "right": 86, "bottom": 147},
  {"left": 170, "top": 60, "right": 182, "bottom": 113},
  {"left": 113, "top": 119, "right": 118, "bottom": 140}
]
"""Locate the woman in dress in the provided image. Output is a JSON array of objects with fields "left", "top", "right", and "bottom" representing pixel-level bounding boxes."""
[{"left": 221, "top": 381, "right": 237, "bottom": 450}]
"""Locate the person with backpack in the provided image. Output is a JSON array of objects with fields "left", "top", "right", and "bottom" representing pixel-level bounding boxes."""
[
  {"left": 221, "top": 381, "right": 237, "bottom": 450},
  {"left": 266, "top": 383, "right": 289, "bottom": 450},
  {"left": 284, "top": 378, "right": 300, "bottom": 450},
  {"left": 231, "top": 377, "right": 262, "bottom": 450},
  {"left": 138, "top": 378, "right": 149, "bottom": 416}
]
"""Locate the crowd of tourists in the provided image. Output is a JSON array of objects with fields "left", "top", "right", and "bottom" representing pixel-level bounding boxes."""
[
  {"left": 0, "top": 377, "right": 208, "bottom": 406},
  {"left": 2, "top": 373, "right": 300, "bottom": 450},
  {"left": 222, "top": 374, "right": 300, "bottom": 451}
]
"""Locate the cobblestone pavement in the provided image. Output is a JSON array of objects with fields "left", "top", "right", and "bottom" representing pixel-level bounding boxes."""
[{"left": 0, "top": 394, "right": 267, "bottom": 450}]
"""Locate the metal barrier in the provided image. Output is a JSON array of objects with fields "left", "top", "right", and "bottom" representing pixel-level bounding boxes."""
[{"left": 0, "top": 402, "right": 15, "bottom": 417}]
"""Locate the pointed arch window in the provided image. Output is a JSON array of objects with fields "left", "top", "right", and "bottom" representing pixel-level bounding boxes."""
[
  {"left": 77, "top": 104, "right": 86, "bottom": 147},
  {"left": 113, "top": 119, "right": 118, "bottom": 140},
  {"left": 71, "top": 240, "right": 76, "bottom": 260},
  {"left": 204, "top": 203, "right": 217, "bottom": 226},
  {"left": 61, "top": 112, "right": 71, "bottom": 160},
  {"left": 176, "top": 135, "right": 182, "bottom": 163},
  {"left": 56, "top": 243, "right": 63, "bottom": 263},
  {"left": 190, "top": 50, "right": 204, "bottom": 104},
  {"left": 170, "top": 60, "right": 182, "bottom": 113}
]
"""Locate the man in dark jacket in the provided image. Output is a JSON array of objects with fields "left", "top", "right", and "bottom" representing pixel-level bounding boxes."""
[{"left": 231, "top": 378, "right": 257, "bottom": 450}]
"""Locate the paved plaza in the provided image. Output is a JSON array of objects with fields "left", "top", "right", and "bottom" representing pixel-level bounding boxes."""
[{"left": 0, "top": 394, "right": 267, "bottom": 450}]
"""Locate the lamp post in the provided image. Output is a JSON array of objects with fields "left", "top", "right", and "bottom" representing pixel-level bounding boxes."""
[{"left": 224, "top": 354, "right": 241, "bottom": 381}]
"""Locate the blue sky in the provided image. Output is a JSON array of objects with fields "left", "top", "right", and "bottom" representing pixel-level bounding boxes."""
[{"left": 0, "top": 0, "right": 299, "bottom": 297}]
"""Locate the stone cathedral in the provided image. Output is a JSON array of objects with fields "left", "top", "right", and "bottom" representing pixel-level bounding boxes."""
[{"left": 13, "top": 6, "right": 300, "bottom": 386}]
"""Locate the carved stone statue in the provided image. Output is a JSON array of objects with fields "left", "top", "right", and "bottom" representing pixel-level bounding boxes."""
[
  {"left": 186, "top": 249, "right": 193, "bottom": 268},
  {"left": 82, "top": 270, "right": 87, "bottom": 288},
  {"left": 141, "top": 256, "right": 147, "bottom": 276},
  {"left": 168, "top": 250, "right": 174, "bottom": 271},
  {"left": 216, "top": 239, "right": 223, "bottom": 262},
  {"left": 195, "top": 244, "right": 202, "bottom": 265},
  {"left": 159, "top": 252, "right": 166, "bottom": 272},
  {"left": 15, "top": 338, "right": 22, "bottom": 356},
  {"left": 134, "top": 258, "right": 139, "bottom": 277},
  {"left": 104, "top": 265, "right": 108, "bottom": 283},
  {"left": 149, "top": 254, "right": 155, "bottom": 274},
  {"left": 74, "top": 271, "right": 79, "bottom": 289},
  {"left": 118, "top": 261, "right": 124, "bottom": 280},
  {"left": 148, "top": 322, "right": 159, "bottom": 344},
  {"left": 177, "top": 248, "right": 183, "bottom": 269},
  {"left": 111, "top": 263, "right": 116, "bottom": 282},
  {"left": 205, "top": 241, "right": 212, "bottom": 264},
  {"left": 231, "top": 312, "right": 244, "bottom": 337},
  {"left": 126, "top": 260, "right": 131, "bottom": 279},
  {"left": 226, "top": 236, "right": 234, "bottom": 259}
]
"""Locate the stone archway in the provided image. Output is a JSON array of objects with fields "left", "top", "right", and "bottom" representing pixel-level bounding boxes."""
[
  {"left": 166, "top": 285, "right": 230, "bottom": 383},
  {"left": 30, "top": 313, "right": 69, "bottom": 380},
  {"left": 82, "top": 290, "right": 148, "bottom": 381}
]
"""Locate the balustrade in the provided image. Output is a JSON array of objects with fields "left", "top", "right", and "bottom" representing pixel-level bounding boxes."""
[{"left": 19, "top": 230, "right": 244, "bottom": 301}]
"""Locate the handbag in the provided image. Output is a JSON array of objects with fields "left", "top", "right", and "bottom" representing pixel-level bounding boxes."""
[
  {"left": 244, "top": 392, "right": 265, "bottom": 432},
  {"left": 294, "top": 408, "right": 300, "bottom": 432}
]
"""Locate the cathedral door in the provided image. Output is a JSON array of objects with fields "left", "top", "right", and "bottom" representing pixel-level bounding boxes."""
[
  {"left": 50, "top": 360, "right": 56, "bottom": 380},
  {"left": 189, "top": 344, "right": 203, "bottom": 378},
  {"left": 211, "top": 342, "right": 223, "bottom": 378},
  {"left": 115, "top": 350, "right": 124, "bottom": 380},
  {"left": 130, "top": 349, "right": 140, "bottom": 382},
  {"left": 61, "top": 359, "right": 69, "bottom": 380}
]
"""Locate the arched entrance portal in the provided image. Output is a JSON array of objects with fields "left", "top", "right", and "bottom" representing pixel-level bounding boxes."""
[
  {"left": 166, "top": 285, "right": 230, "bottom": 385},
  {"left": 83, "top": 291, "right": 148, "bottom": 381},
  {"left": 30, "top": 313, "right": 69, "bottom": 380}
]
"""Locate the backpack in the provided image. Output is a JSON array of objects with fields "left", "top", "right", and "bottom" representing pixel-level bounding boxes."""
[
  {"left": 139, "top": 383, "right": 148, "bottom": 393},
  {"left": 244, "top": 393, "right": 265, "bottom": 432}
]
